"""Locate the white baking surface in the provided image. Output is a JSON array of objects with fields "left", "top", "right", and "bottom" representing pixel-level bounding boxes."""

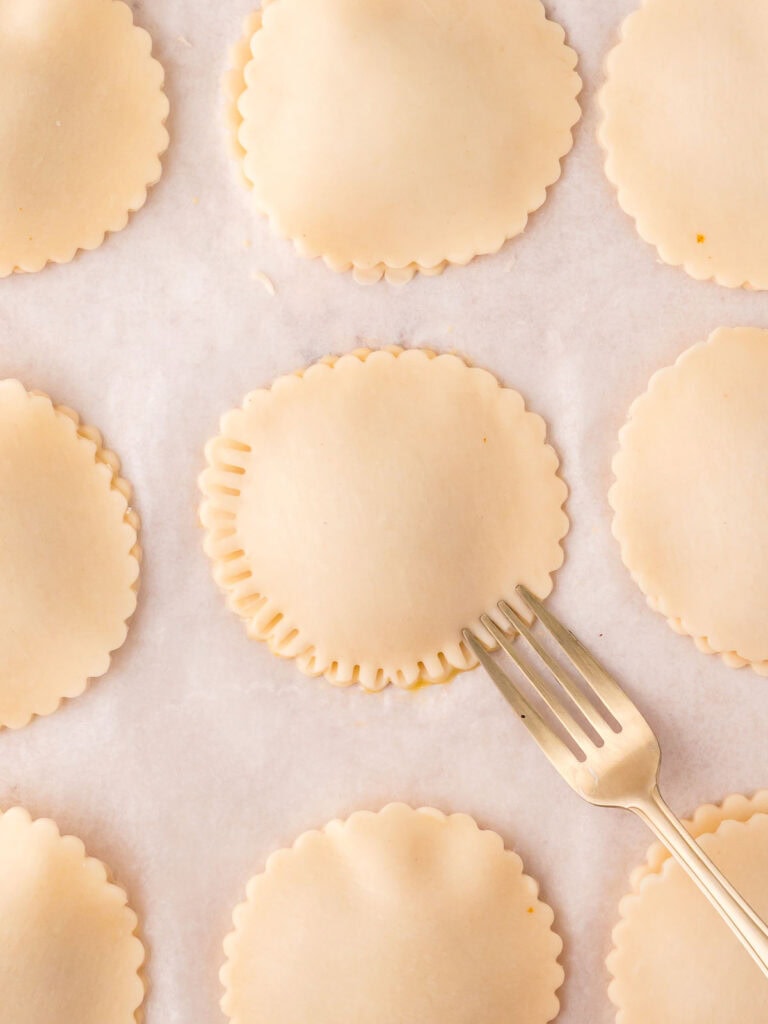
[{"left": 2, "top": 1, "right": 768, "bottom": 1021}]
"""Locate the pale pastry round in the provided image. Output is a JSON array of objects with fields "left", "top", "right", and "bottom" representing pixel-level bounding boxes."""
[
  {"left": 610, "top": 327, "right": 768, "bottom": 675},
  {"left": 0, "top": 0, "right": 169, "bottom": 276},
  {"left": 231, "top": 0, "right": 581, "bottom": 283},
  {"left": 0, "top": 806, "right": 144, "bottom": 1024},
  {"left": 200, "top": 347, "right": 568, "bottom": 690},
  {"left": 599, "top": 0, "right": 768, "bottom": 289},
  {"left": 0, "top": 380, "right": 140, "bottom": 728},
  {"left": 221, "top": 804, "right": 564, "bottom": 1024},
  {"left": 608, "top": 792, "right": 768, "bottom": 1023}
]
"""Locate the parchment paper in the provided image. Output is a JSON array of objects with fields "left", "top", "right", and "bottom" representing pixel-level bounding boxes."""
[{"left": 2, "top": 1, "right": 767, "bottom": 1021}]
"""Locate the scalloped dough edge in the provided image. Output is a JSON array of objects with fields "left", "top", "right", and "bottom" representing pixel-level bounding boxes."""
[
  {"left": 225, "top": 0, "right": 580, "bottom": 284},
  {"left": 223, "top": 8, "right": 441, "bottom": 284},
  {"left": 0, "top": 380, "right": 141, "bottom": 729},
  {"left": 596, "top": 0, "right": 768, "bottom": 291},
  {"left": 0, "top": 0, "right": 169, "bottom": 278},
  {"left": 199, "top": 346, "right": 568, "bottom": 691},
  {"left": 608, "top": 328, "right": 768, "bottom": 677},
  {"left": 220, "top": 803, "right": 564, "bottom": 1023},
  {"left": 606, "top": 790, "right": 768, "bottom": 1014},
  {"left": 0, "top": 805, "right": 146, "bottom": 1022}
]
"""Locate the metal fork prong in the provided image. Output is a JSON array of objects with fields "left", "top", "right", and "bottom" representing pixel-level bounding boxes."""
[
  {"left": 469, "top": 600, "right": 768, "bottom": 981},
  {"left": 462, "top": 629, "right": 576, "bottom": 770},
  {"left": 480, "top": 614, "right": 593, "bottom": 751},
  {"left": 497, "top": 600, "right": 611, "bottom": 738},
  {"left": 515, "top": 585, "right": 639, "bottom": 720}
]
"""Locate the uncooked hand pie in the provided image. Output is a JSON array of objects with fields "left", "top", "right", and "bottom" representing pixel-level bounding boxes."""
[
  {"left": 0, "top": 806, "right": 145, "bottom": 1024},
  {"left": 0, "top": 381, "right": 140, "bottom": 728},
  {"left": 200, "top": 347, "right": 568, "bottom": 690},
  {"left": 227, "top": 0, "right": 581, "bottom": 283},
  {"left": 608, "top": 792, "right": 768, "bottom": 1023},
  {"left": 599, "top": 0, "right": 768, "bottom": 289},
  {"left": 221, "top": 803, "right": 564, "bottom": 1024},
  {"left": 610, "top": 327, "right": 768, "bottom": 675},
  {"left": 0, "top": 0, "right": 169, "bottom": 276}
]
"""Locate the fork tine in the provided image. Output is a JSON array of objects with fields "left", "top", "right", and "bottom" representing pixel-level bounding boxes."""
[
  {"left": 515, "top": 585, "right": 638, "bottom": 720},
  {"left": 497, "top": 600, "right": 611, "bottom": 737},
  {"left": 462, "top": 628, "right": 577, "bottom": 770},
  {"left": 480, "top": 614, "right": 592, "bottom": 751}
]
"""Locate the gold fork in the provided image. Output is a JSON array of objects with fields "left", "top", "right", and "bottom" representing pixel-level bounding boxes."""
[{"left": 463, "top": 585, "right": 768, "bottom": 979}]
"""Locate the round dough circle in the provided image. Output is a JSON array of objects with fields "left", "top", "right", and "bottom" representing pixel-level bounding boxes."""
[
  {"left": 232, "top": 0, "right": 581, "bottom": 283},
  {"left": 0, "top": 806, "right": 145, "bottom": 1024},
  {"left": 200, "top": 347, "right": 568, "bottom": 690},
  {"left": 610, "top": 327, "right": 768, "bottom": 674},
  {"left": 599, "top": 0, "right": 768, "bottom": 289},
  {"left": 0, "top": 380, "right": 141, "bottom": 728},
  {"left": 0, "top": 0, "right": 169, "bottom": 276},
  {"left": 608, "top": 792, "right": 768, "bottom": 1023},
  {"left": 221, "top": 804, "right": 564, "bottom": 1024}
]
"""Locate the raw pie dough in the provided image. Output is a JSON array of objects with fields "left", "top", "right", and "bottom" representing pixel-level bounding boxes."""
[
  {"left": 608, "top": 792, "right": 768, "bottom": 1023},
  {"left": 599, "top": 0, "right": 768, "bottom": 289},
  {"left": 200, "top": 347, "right": 568, "bottom": 690},
  {"left": 610, "top": 327, "right": 768, "bottom": 675},
  {"left": 221, "top": 804, "right": 564, "bottom": 1024},
  {"left": 228, "top": 0, "right": 581, "bottom": 283},
  {"left": 0, "top": 806, "right": 145, "bottom": 1024},
  {"left": 0, "top": 380, "right": 140, "bottom": 728},
  {"left": 0, "top": 0, "right": 169, "bottom": 276}
]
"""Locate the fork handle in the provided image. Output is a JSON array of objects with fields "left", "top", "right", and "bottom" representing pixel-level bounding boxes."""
[{"left": 631, "top": 787, "right": 768, "bottom": 979}]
